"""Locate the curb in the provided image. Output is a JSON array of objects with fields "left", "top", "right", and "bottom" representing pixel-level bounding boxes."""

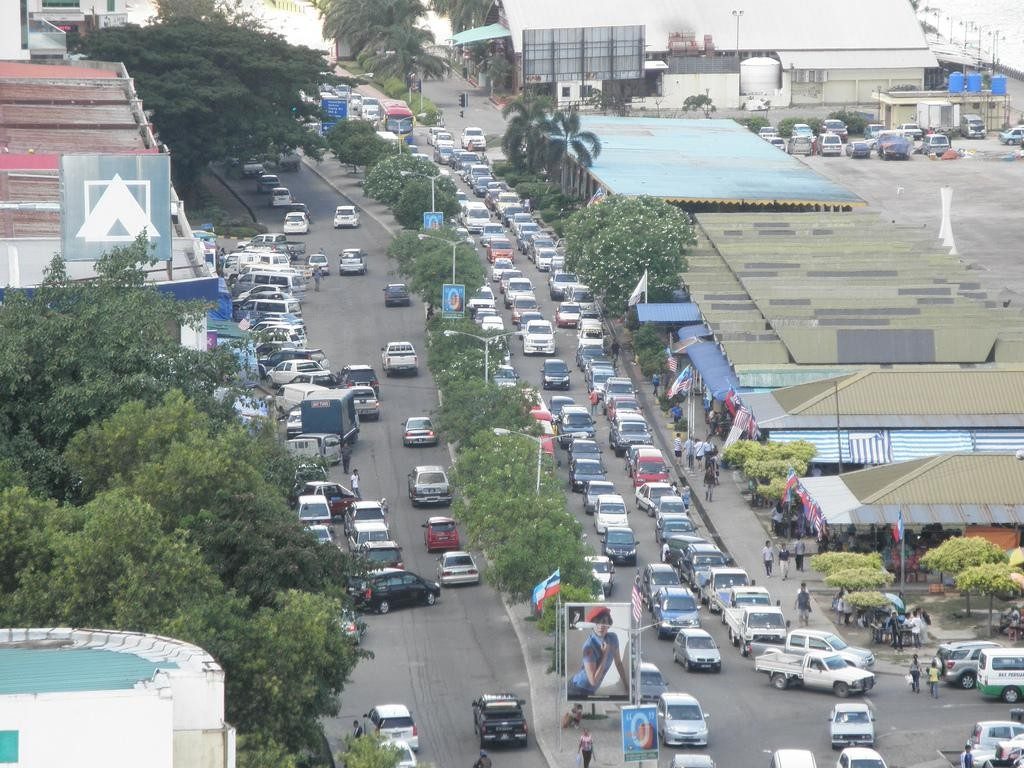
[{"left": 300, "top": 158, "right": 402, "bottom": 238}]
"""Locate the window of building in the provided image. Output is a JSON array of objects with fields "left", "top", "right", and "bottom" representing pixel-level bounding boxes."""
[
  {"left": 794, "top": 69, "right": 828, "bottom": 83},
  {"left": 561, "top": 86, "right": 571, "bottom": 98},
  {"left": 581, "top": 84, "right": 593, "bottom": 98},
  {"left": 43, "top": 0, "right": 81, "bottom": 7}
]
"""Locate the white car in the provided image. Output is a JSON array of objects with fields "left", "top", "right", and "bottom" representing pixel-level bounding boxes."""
[
  {"left": 308, "top": 251, "right": 329, "bottom": 275},
  {"left": 384, "top": 739, "right": 417, "bottom": 768},
  {"left": 367, "top": 704, "right": 418, "bottom": 751},
  {"left": 461, "top": 126, "right": 486, "bottom": 150},
  {"left": 491, "top": 257, "right": 515, "bottom": 283},
  {"left": 819, "top": 133, "right": 843, "bottom": 156},
  {"left": 283, "top": 211, "right": 309, "bottom": 234},
  {"left": 657, "top": 692, "right": 709, "bottom": 747},
  {"left": 829, "top": 702, "right": 875, "bottom": 750},
  {"left": 269, "top": 359, "right": 325, "bottom": 386},
  {"left": 479, "top": 314, "right": 505, "bottom": 332},
  {"left": 836, "top": 747, "right": 886, "bottom": 768},
  {"left": 437, "top": 550, "right": 480, "bottom": 586},
  {"left": 306, "top": 524, "right": 333, "bottom": 545},
  {"left": 635, "top": 481, "right": 676, "bottom": 516},
  {"left": 467, "top": 286, "right": 497, "bottom": 313},
  {"left": 586, "top": 555, "right": 615, "bottom": 596},
  {"left": 522, "top": 319, "right": 555, "bottom": 355},
  {"left": 595, "top": 494, "right": 629, "bottom": 534},
  {"left": 333, "top": 205, "right": 360, "bottom": 228}
]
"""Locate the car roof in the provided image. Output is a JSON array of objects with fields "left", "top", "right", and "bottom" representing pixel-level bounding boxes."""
[
  {"left": 414, "top": 464, "right": 446, "bottom": 472},
  {"left": 838, "top": 748, "right": 884, "bottom": 759},
  {"left": 427, "top": 515, "right": 455, "bottom": 524},
  {"left": 678, "top": 627, "right": 712, "bottom": 638},
  {"left": 658, "top": 586, "right": 693, "bottom": 599},
  {"left": 597, "top": 494, "right": 626, "bottom": 504},
  {"left": 441, "top": 549, "right": 472, "bottom": 559},
  {"left": 361, "top": 540, "right": 400, "bottom": 550},
  {"left": 372, "top": 704, "right": 412, "bottom": 717},
  {"left": 585, "top": 555, "right": 612, "bottom": 563},
  {"left": 561, "top": 406, "right": 590, "bottom": 415},
  {"left": 659, "top": 692, "right": 699, "bottom": 704},
  {"left": 833, "top": 702, "right": 871, "bottom": 712},
  {"left": 353, "top": 521, "right": 389, "bottom": 532},
  {"left": 297, "top": 494, "right": 330, "bottom": 504},
  {"left": 647, "top": 563, "right": 676, "bottom": 573},
  {"left": 352, "top": 500, "right": 385, "bottom": 510},
  {"left": 345, "top": 364, "right": 374, "bottom": 371},
  {"left": 604, "top": 525, "right": 634, "bottom": 534}
]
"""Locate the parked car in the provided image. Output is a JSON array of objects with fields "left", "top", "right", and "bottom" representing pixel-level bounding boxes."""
[
  {"left": 651, "top": 586, "right": 701, "bottom": 638},
  {"left": 569, "top": 457, "right": 607, "bottom": 492},
  {"left": 639, "top": 563, "right": 683, "bottom": 607},
  {"left": 586, "top": 554, "right": 615, "bottom": 595},
  {"left": 595, "top": 494, "right": 629, "bottom": 535},
  {"left": 583, "top": 480, "right": 616, "bottom": 515},
  {"left": 365, "top": 704, "right": 420, "bottom": 750},
  {"left": 283, "top": 211, "right": 309, "bottom": 234},
  {"left": 821, "top": 119, "right": 848, "bottom": 141},
  {"left": 845, "top": 141, "right": 872, "bottom": 158},
  {"left": 556, "top": 407, "right": 596, "bottom": 448},
  {"left": 437, "top": 550, "right": 480, "bottom": 586},
  {"left": 638, "top": 661, "right": 669, "bottom": 703},
  {"left": 935, "top": 640, "right": 1002, "bottom": 689},
  {"left": 408, "top": 465, "right": 452, "bottom": 506},
  {"left": 340, "top": 364, "right": 380, "bottom": 394},
  {"left": 999, "top": 126, "right": 1024, "bottom": 145},
  {"left": 423, "top": 516, "right": 460, "bottom": 551},
  {"left": 602, "top": 526, "right": 637, "bottom": 565},
  {"left": 836, "top": 748, "right": 886, "bottom": 768},
  {"left": 916, "top": 134, "right": 951, "bottom": 154},
  {"left": 339, "top": 248, "right": 368, "bottom": 276},
  {"left": 819, "top": 134, "right": 843, "bottom": 156},
  {"left": 829, "top": 702, "right": 875, "bottom": 750},
  {"left": 541, "top": 358, "right": 572, "bottom": 391},
  {"left": 899, "top": 123, "right": 923, "bottom": 140}
]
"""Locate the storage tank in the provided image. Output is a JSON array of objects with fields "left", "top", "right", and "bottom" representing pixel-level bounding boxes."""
[
  {"left": 948, "top": 71, "right": 964, "bottom": 93},
  {"left": 740, "top": 57, "right": 781, "bottom": 94},
  {"left": 992, "top": 75, "right": 1007, "bottom": 95},
  {"left": 967, "top": 72, "right": 982, "bottom": 92}
]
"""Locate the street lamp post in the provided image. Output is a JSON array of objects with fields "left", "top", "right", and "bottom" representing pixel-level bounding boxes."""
[
  {"left": 400, "top": 170, "right": 436, "bottom": 213},
  {"left": 492, "top": 428, "right": 543, "bottom": 495},
  {"left": 731, "top": 10, "right": 744, "bottom": 61},
  {"left": 417, "top": 232, "right": 460, "bottom": 282},
  {"left": 443, "top": 329, "right": 518, "bottom": 384}
]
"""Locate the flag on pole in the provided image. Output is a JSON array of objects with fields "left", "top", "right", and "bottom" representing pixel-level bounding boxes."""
[
  {"left": 631, "top": 582, "right": 644, "bottom": 624},
  {"left": 781, "top": 468, "right": 798, "bottom": 500},
  {"left": 627, "top": 270, "right": 648, "bottom": 306},
  {"left": 666, "top": 346, "right": 678, "bottom": 373},
  {"left": 666, "top": 366, "right": 692, "bottom": 398},
  {"left": 531, "top": 569, "right": 561, "bottom": 614},
  {"left": 587, "top": 187, "right": 607, "bottom": 206},
  {"left": 892, "top": 510, "right": 905, "bottom": 543}
]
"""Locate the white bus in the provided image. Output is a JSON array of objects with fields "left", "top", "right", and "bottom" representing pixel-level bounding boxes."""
[
  {"left": 375, "top": 130, "right": 401, "bottom": 152},
  {"left": 977, "top": 648, "right": 1024, "bottom": 702}
]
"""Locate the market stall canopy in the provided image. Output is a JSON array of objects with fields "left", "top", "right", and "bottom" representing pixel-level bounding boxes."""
[{"left": 448, "top": 24, "right": 511, "bottom": 45}]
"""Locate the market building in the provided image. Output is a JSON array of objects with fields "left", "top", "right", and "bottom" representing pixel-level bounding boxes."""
[{"left": 0, "top": 627, "right": 235, "bottom": 768}]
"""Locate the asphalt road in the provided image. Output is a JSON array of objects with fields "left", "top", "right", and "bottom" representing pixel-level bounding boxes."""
[{"left": 225, "top": 134, "right": 1015, "bottom": 768}]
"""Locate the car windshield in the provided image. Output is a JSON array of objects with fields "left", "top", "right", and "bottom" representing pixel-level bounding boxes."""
[
  {"left": 694, "top": 554, "right": 727, "bottom": 567},
  {"left": 837, "top": 711, "right": 870, "bottom": 723},
  {"left": 379, "top": 717, "right": 414, "bottom": 729},
  {"left": 546, "top": 362, "right": 569, "bottom": 374},
  {"left": 491, "top": 239, "right": 512, "bottom": 249},
  {"left": 641, "top": 671, "right": 664, "bottom": 685},
  {"left": 665, "top": 595, "right": 695, "bottom": 611},
  {"left": 365, "top": 548, "right": 399, "bottom": 562},
  {"left": 563, "top": 413, "right": 593, "bottom": 428},
  {"left": 592, "top": 370, "right": 614, "bottom": 384},
  {"left": 430, "top": 520, "right": 456, "bottom": 532},
  {"left": 665, "top": 704, "right": 702, "bottom": 720},
  {"left": 622, "top": 423, "right": 649, "bottom": 434},
  {"left": 713, "top": 573, "right": 747, "bottom": 588},
  {"left": 750, "top": 612, "right": 786, "bottom": 628},
  {"left": 824, "top": 655, "right": 848, "bottom": 670},
  {"left": 419, "top": 472, "right": 446, "bottom": 484},
  {"left": 639, "top": 459, "right": 667, "bottom": 473},
  {"left": 687, "top": 636, "right": 715, "bottom": 650},
  {"left": 607, "top": 383, "right": 632, "bottom": 395},
  {"left": 606, "top": 530, "right": 634, "bottom": 544},
  {"left": 659, "top": 500, "right": 686, "bottom": 514},
  {"left": 653, "top": 572, "right": 678, "bottom": 585},
  {"left": 577, "top": 460, "right": 604, "bottom": 472},
  {"left": 601, "top": 503, "right": 626, "bottom": 516},
  {"left": 825, "top": 634, "right": 848, "bottom": 650},
  {"left": 664, "top": 519, "right": 695, "bottom": 533},
  {"left": 407, "top": 418, "right": 432, "bottom": 430},
  {"left": 353, "top": 508, "right": 384, "bottom": 522},
  {"left": 591, "top": 560, "right": 611, "bottom": 574},
  {"left": 588, "top": 482, "right": 615, "bottom": 496},
  {"left": 445, "top": 554, "right": 474, "bottom": 567},
  {"left": 848, "top": 760, "right": 884, "bottom": 768}
]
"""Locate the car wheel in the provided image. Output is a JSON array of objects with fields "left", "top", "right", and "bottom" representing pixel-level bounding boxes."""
[
  {"left": 1004, "top": 687, "right": 1022, "bottom": 703},
  {"left": 834, "top": 682, "right": 850, "bottom": 698},
  {"left": 685, "top": 660, "right": 693, "bottom": 672},
  {"left": 378, "top": 600, "right": 391, "bottom": 614},
  {"left": 959, "top": 672, "right": 977, "bottom": 690},
  {"left": 771, "top": 673, "right": 788, "bottom": 690},
  {"left": 426, "top": 592, "right": 437, "bottom": 606}
]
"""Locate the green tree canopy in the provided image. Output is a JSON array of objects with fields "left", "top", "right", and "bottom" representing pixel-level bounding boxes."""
[
  {"left": 387, "top": 232, "right": 485, "bottom": 303},
  {"left": 563, "top": 196, "right": 694, "bottom": 316},
  {"left": 842, "top": 591, "right": 890, "bottom": 610},
  {"left": 955, "top": 563, "right": 1023, "bottom": 633},
  {"left": 363, "top": 153, "right": 439, "bottom": 207},
  {"left": 435, "top": 378, "right": 532, "bottom": 446},
  {"left": 920, "top": 536, "right": 1007, "bottom": 574},
  {"left": 683, "top": 94, "right": 716, "bottom": 118},
  {"left": 79, "top": 17, "right": 326, "bottom": 192},
  {"left": 426, "top": 317, "right": 510, "bottom": 387},
  {"left": 326, "top": 120, "right": 391, "bottom": 171},
  {"left": 810, "top": 552, "right": 883, "bottom": 577},
  {"left": 393, "top": 175, "right": 461, "bottom": 229},
  {"left": 546, "top": 109, "right": 602, "bottom": 169},
  {"left": 341, "top": 735, "right": 403, "bottom": 768},
  {"left": 824, "top": 567, "right": 895, "bottom": 592}
]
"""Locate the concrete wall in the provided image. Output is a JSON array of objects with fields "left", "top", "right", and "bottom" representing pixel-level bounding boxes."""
[
  {"left": 173, "top": 727, "right": 233, "bottom": 768},
  {"left": 785, "top": 68, "right": 925, "bottom": 106},
  {"left": 661, "top": 73, "right": 742, "bottom": 110},
  {"left": 166, "top": 666, "right": 226, "bottom": 731},
  {"left": 555, "top": 79, "right": 604, "bottom": 109},
  {"left": 0, "top": 689, "right": 174, "bottom": 768}
]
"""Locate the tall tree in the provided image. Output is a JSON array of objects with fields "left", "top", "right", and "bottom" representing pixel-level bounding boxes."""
[
  {"left": 361, "top": 22, "right": 446, "bottom": 80},
  {"left": 326, "top": 120, "right": 391, "bottom": 172},
  {"left": 546, "top": 109, "right": 602, "bottom": 170},
  {"left": 501, "top": 96, "right": 553, "bottom": 173},
  {"left": 79, "top": 17, "right": 326, "bottom": 192},
  {"left": 429, "top": 0, "right": 489, "bottom": 33}
]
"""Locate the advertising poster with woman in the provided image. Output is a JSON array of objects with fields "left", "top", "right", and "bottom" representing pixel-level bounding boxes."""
[{"left": 565, "top": 603, "right": 632, "bottom": 703}]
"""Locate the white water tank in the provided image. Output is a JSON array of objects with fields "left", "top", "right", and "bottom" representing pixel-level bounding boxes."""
[{"left": 740, "top": 57, "right": 781, "bottom": 95}]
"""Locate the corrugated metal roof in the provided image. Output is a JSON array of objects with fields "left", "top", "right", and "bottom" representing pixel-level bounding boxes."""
[
  {"left": 499, "top": 0, "right": 931, "bottom": 59},
  {"left": 0, "top": 647, "right": 173, "bottom": 695},
  {"left": 636, "top": 302, "right": 702, "bottom": 323},
  {"left": 578, "top": 117, "right": 863, "bottom": 206},
  {"left": 777, "top": 49, "right": 938, "bottom": 69},
  {"left": 686, "top": 341, "right": 740, "bottom": 399}
]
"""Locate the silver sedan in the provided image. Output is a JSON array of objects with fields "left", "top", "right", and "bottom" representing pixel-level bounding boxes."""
[{"left": 436, "top": 551, "right": 480, "bottom": 586}]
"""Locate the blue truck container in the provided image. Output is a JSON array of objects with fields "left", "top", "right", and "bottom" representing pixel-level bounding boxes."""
[{"left": 300, "top": 391, "right": 360, "bottom": 444}]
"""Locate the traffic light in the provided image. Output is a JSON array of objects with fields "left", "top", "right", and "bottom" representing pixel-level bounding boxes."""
[{"left": 458, "top": 93, "right": 468, "bottom": 108}]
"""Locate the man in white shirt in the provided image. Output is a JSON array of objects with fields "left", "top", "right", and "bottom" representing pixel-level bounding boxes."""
[{"left": 761, "top": 540, "right": 775, "bottom": 577}]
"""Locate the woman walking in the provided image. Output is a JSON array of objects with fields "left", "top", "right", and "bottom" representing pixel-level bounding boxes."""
[
  {"left": 703, "top": 455, "right": 718, "bottom": 501},
  {"left": 928, "top": 660, "right": 941, "bottom": 698},
  {"left": 909, "top": 654, "right": 921, "bottom": 694},
  {"left": 578, "top": 728, "right": 595, "bottom": 768}
]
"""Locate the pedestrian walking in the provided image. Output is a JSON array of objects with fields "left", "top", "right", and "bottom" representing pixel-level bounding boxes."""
[
  {"left": 589, "top": 388, "right": 600, "bottom": 415},
  {"left": 771, "top": 504, "right": 784, "bottom": 537},
  {"left": 313, "top": 265, "right": 322, "bottom": 292},
  {"left": 703, "top": 458, "right": 717, "bottom": 501},
  {"left": 834, "top": 590, "right": 845, "bottom": 623},
  {"left": 909, "top": 612, "right": 922, "bottom": 648},
  {"left": 795, "top": 583, "right": 812, "bottom": 626},
  {"left": 778, "top": 541, "right": 791, "bottom": 580},
  {"left": 928, "top": 660, "right": 941, "bottom": 698},
  {"left": 843, "top": 598, "right": 854, "bottom": 627},
  {"left": 341, "top": 442, "right": 352, "bottom": 474},
  {"left": 681, "top": 484, "right": 691, "bottom": 510},
  {"left": 684, "top": 435, "right": 695, "bottom": 471},
  {"left": 794, "top": 538, "right": 806, "bottom": 572},
  {"left": 610, "top": 338, "right": 620, "bottom": 360},
  {"left": 578, "top": 728, "right": 595, "bottom": 768},
  {"left": 909, "top": 654, "right": 921, "bottom": 694},
  {"left": 761, "top": 539, "right": 775, "bottom": 577},
  {"left": 652, "top": 372, "right": 660, "bottom": 397},
  {"left": 350, "top": 469, "right": 361, "bottom": 500},
  {"left": 961, "top": 743, "right": 974, "bottom": 768},
  {"left": 673, "top": 432, "right": 684, "bottom": 462},
  {"left": 474, "top": 750, "right": 492, "bottom": 768},
  {"left": 702, "top": 439, "right": 714, "bottom": 463},
  {"left": 352, "top": 719, "right": 364, "bottom": 738},
  {"left": 694, "top": 438, "right": 706, "bottom": 470}
]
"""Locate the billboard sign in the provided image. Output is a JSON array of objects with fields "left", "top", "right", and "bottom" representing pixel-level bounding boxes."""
[
  {"left": 441, "top": 283, "right": 465, "bottom": 319},
  {"left": 423, "top": 211, "right": 444, "bottom": 230},
  {"left": 60, "top": 154, "right": 172, "bottom": 262},
  {"left": 564, "top": 603, "right": 632, "bottom": 703},
  {"left": 621, "top": 705, "right": 658, "bottom": 763},
  {"left": 321, "top": 96, "right": 348, "bottom": 134}
]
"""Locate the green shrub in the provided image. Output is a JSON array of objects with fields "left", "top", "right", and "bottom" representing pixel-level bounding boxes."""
[
  {"left": 829, "top": 109, "right": 868, "bottom": 137},
  {"left": 777, "top": 117, "right": 824, "bottom": 138},
  {"left": 738, "top": 116, "right": 770, "bottom": 133}
]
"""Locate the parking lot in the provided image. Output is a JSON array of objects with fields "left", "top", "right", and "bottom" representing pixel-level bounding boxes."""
[{"left": 799, "top": 140, "right": 1024, "bottom": 303}]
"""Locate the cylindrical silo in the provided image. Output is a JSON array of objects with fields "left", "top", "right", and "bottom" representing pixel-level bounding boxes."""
[{"left": 740, "top": 57, "right": 781, "bottom": 95}]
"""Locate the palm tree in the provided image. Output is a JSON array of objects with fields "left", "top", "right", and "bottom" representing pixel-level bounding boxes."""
[
  {"left": 500, "top": 96, "right": 553, "bottom": 174},
  {"left": 362, "top": 23, "right": 446, "bottom": 80},
  {"left": 546, "top": 109, "right": 602, "bottom": 169},
  {"left": 429, "top": 0, "right": 489, "bottom": 33},
  {"left": 321, "top": 0, "right": 442, "bottom": 74}
]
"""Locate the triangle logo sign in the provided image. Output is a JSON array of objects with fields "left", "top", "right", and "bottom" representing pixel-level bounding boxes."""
[{"left": 75, "top": 174, "right": 161, "bottom": 243}]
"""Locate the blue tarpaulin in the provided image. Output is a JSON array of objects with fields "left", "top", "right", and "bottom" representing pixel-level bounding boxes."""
[
  {"left": 685, "top": 341, "right": 740, "bottom": 400},
  {"left": 677, "top": 323, "right": 711, "bottom": 341},
  {"left": 636, "top": 303, "right": 702, "bottom": 324},
  {"left": 208, "top": 277, "right": 233, "bottom": 321}
]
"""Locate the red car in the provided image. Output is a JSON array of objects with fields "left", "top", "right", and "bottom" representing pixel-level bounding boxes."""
[
  {"left": 555, "top": 302, "right": 582, "bottom": 328},
  {"left": 628, "top": 448, "right": 670, "bottom": 488},
  {"left": 300, "top": 481, "right": 357, "bottom": 520},
  {"left": 423, "top": 516, "right": 461, "bottom": 551},
  {"left": 486, "top": 237, "right": 514, "bottom": 263}
]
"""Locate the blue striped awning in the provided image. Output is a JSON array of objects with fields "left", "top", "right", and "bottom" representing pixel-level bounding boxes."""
[
  {"left": 685, "top": 341, "right": 739, "bottom": 400},
  {"left": 635, "top": 303, "right": 702, "bottom": 324},
  {"left": 973, "top": 430, "right": 1024, "bottom": 453},
  {"left": 889, "top": 430, "right": 973, "bottom": 461},
  {"left": 770, "top": 428, "right": 979, "bottom": 464},
  {"left": 677, "top": 323, "right": 711, "bottom": 341}
]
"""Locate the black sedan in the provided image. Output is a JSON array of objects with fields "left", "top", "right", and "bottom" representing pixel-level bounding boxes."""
[
  {"left": 383, "top": 283, "right": 412, "bottom": 307},
  {"left": 350, "top": 568, "right": 440, "bottom": 614},
  {"left": 569, "top": 457, "right": 607, "bottom": 492},
  {"left": 845, "top": 140, "right": 872, "bottom": 159}
]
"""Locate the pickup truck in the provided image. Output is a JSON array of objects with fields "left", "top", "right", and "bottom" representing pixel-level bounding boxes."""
[
  {"left": 754, "top": 649, "right": 875, "bottom": 698},
  {"left": 724, "top": 605, "right": 787, "bottom": 654},
  {"left": 718, "top": 585, "right": 772, "bottom": 617},
  {"left": 746, "top": 629, "right": 875, "bottom": 669},
  {"left": 381, "top": 341, "right": 418, "bottom": 376},
  {"left": 471, "top": 693, "right": 528, "bottom": 748},
  {"left": 700, "top": 567, "right": 750, "bottom": 613}
]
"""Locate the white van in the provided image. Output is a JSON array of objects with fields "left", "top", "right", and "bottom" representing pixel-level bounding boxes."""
[
  {"left": 769, "top": 750, "right": 817, "bottom": 768},
  {"left": 234, "top": 270, "right": 306, "bottom": 297},
  {"left": 238, "top": 296, "right": 303, "bottom": 320},
  {"left": 270, "top": 187, "right": 292, "bottom": 207},
  {"left": 978, "top": 648, "right": 1024, "bottom": 702},
  {"left": 277, "top": 382, "right": 328, "bottom": 415},
  {"left": 578, "top": 318, "right": 604, "bottom": 342},
  {"left": 463, "top": 204, "right": 490, "bottom": 233},
  {"left": 287, "top": 432, "right": 342, "bottom": 464},
  {"left": 237, "top": 250, "right": 291, "bottom": 270}
]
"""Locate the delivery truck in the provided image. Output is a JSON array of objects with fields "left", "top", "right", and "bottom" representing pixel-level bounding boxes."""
[
  {"left": 916, "top": 100, "right": 960, "bottom": 136},
  {"left": 300, "top": 390, "right": 360, "bottom": 444}
]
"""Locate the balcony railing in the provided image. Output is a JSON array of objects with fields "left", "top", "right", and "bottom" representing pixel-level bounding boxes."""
[{"left": 28, "top": 17, "right": 67, "bottom": 55}]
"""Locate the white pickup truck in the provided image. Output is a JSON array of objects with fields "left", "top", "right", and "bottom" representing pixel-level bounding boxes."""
[
  {"left": 381, "top": 341, "right": 419, "bottom": 376},
  {"left": 700, "top": 567, "right": 751, "bottom": 613},
  {"left": 748, "top": 629, "right": 874, "bottom": 669},
  {"left": 754, "top": 649, "right": 875, "bottom": 698},
  {"left": 724, "top": 604, "right": 787, "bottom": 655}
]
